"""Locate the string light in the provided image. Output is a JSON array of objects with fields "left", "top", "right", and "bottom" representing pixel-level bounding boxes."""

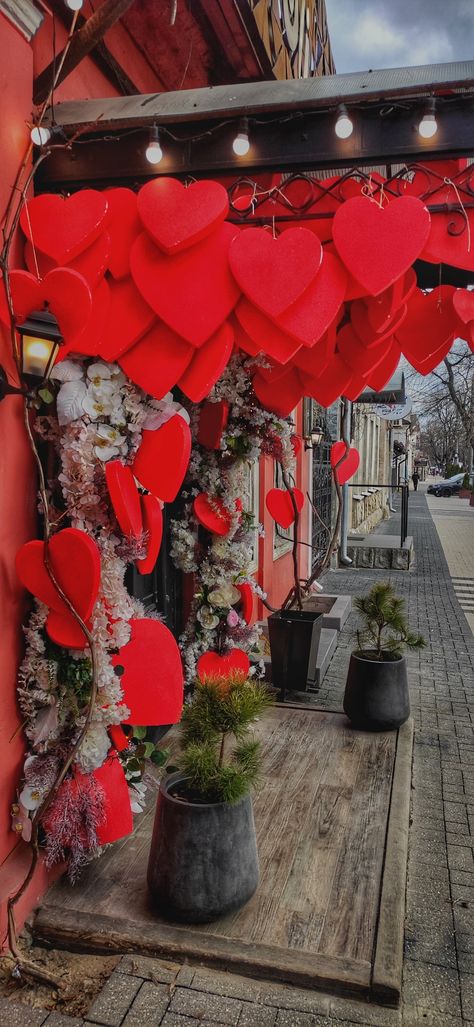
[
  {"left": 65, "top": 0, "right": 84, "bottom": 9},
  {"left": 30, "top": 125, "right": 51, "bottom": 146},
  {"left": 335, "top": 104, "right": 353, "bottom": 139},
  {"left": 232, "top": 118, "right": 250, "bottom": 156},
  {"left": 145, "top": 125, "right": 163, "bottom": 164},
  {"left": 418, "top": 98, "right": 437, "bottom": 139}
]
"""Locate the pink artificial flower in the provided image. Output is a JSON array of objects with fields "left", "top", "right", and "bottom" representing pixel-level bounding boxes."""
[{"left": 227, "top": 609, "right": 239, "bottom": 628}]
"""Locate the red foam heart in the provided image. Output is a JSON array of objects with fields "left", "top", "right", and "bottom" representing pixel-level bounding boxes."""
[
  {"left": 235, "top": 299, "right": 302, "bottom": 364},
  {"left": 332, "top": 196, "right": 431, "bottom": 296},
  {"left": 108, "top": 725, "right": 130, "bottom": 752},
  {"left": 45, "top": 608, "right": 92, "bottom": 650},
  {"left": 350, "top": 299, "right": 408, "bottom": 349},
  {"left": 421, "top": 179, "right": 474, "bottom": 271},
  {"left": 252, "top": 367, "right": 302, "bottom": 417},
  {"left": 0, "top": 268, "right": 91, "bottom": 345},
  {"left": 131, "top": 225, "right": 240, "bottom": 346},
  {"left": 366, "top": 269, "right": 417, "bottom": 334},
  {"left": 193, "top": 493, "right": 234, "bottom": 536},
  {"left": 343, "top": 373, "right": 367, "bottom": 402},
  {"left": 236, "top": 583, "right": 254, "bottom": 625},
  {"left": 24, "top": 232, "right": 111, "bottom": 292},
  {"left": 365, "top": 340, "right": 401, "bottom": 392},
  {"left": 136, "top": 494, "right": 163, "bottom": 575},
  {"left": 257, "top": 357, "right": 297, "bottom": 384},
  {"left": 197, "top": 648, "right": 250, "bottom": 680},
  {"left": 97, "top": 276, "right": 156, "bottom": 362},
  {"left": 275, "top": 251, "right": 347, "bottom": 347},
  {"left": 229, "top": 227, "right": 322, "bottom": 318},
  {"left": 178, "top": 322, "right": 234, "bottom": 402},
  {"left": 43, "top": 753, "right": 133, "bottom": 847},
  {"left": 293, "top": 337, "right": 331, "bottom": 379},
  {"left": 20, "top": 191, "right": 108, "bottom": 264},
  {"left": 303, "top": 353, "right": 353, "bottom": 407},
  {"left": 453, "top": 289, "right": 474, "bottom": 326},
  {"left": 113, "top": 618, "right": 183, "bottom": 726},
  {"left": 62, "top": 278, "right": 111, "bottom": 358},
  {"left": 197, "top": 400, "right": 230, "bottom": 450},
  {"left": 336, "top": 322, "right": 394, "bottom": 378},
  {"left": 105, "top": 187, "right": 141, "bottom": 279},
  {"left": 232, "top": 316, "right": 262, "bottom": 357},
  {"left": 395, "top": 286, "right": 456, "bottom": 370},
  {"left": 119, "top": 321, "right": 193, "bottom": 399},
  {"left": 105, "top": 461, "right": 143, "bottom": 539},
  {"left": 266, "top": 487, "right": 304, "bottom": 530},
  {"left": 133, "top": 414, "right": 191, "bottom": 502},
  {"left": 330, "top": 442, "right": 360, "bottom": 484},
  {"left": 138, "top": 178, "right": 229, "bottom": 254}
]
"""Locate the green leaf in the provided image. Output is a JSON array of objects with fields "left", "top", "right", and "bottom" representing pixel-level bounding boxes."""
[
  {"left": 132, "top": 726, "right": 147, "bottom": 740},
  {"left": 151, "top": 748, "right": 168, "bottom": 766},
  {"left": 142, "top": 741, "right": 156, "bottom": 759},
  {"left": 38, "top": 387, "right": 54, "bottom": 404}
]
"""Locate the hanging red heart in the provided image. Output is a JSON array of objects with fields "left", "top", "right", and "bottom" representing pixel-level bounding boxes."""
[
  {"left": 59, "top": 277, "right": 111, "bottom": 359},
  {"left": 137, "top": 178, "right": 229, "bottom": 254},
  {"left": 232, "top": 316, "right": 262, "bottom": 357},
  {"left": 266, "top": 487, "right": 304, "bottom": 530},
  {"left": 197, "top": 400, "right": 230, "bottom": 450},
  {"left": 366, "top": 268, "right": 417, "bottom": 334},
  {"left": 293, "top": 336, "right": 331, "bottom": 379},
  {"left": 453, "top": 289, "right": 474, "bottom": 334},
  {"left": 43, "top": 752, "right": 133, "bottom": 847},
  {"left": 257, "top": 357, "right": 298, "bottom": 384},
  {"left": 197, "top": 648, "right": 250, "bottom": 680},
  {"left": 350, "top": 299, "right": 408, "bottom": 349},
  {"left": 275, "top": 251, "right": 348, "bottom": 347},
  {"left": 178, "top": 322, "right": 234, "bottom": 402},
  {"left": 236, "top": 583, "right": 254, "bottom": 624},
  {"left": 336, "top": 323, "right": 394, "bottom": 378},
  {"left": 229, "top": 227, "right": 322, "bottom": 318},
  {"left": 20, "top": 191, "right": 108, "bottom": 265},
  {"left": 343, "top": 374, "right": 367, "bottom": 402},
  {"left": 133, "top": 414, "right": 191, "bottom": 503},
  {"left": 332, "top": 196, "right": 430, "bottom": 296},
  {"left": 130, "top": 225, "right": 240, "bottom": 346},
  {"left": 395, "top": 286, "right": 456, "bottom": 371},
  {"left": 24, "top": 232, "right": 111, "bottom": 292},
  {"left": 105, "top": 461, "right": 143, "bottom": 539},
  {"left": 135, "top": 494, "right": 163, "bottom": 575},
  {"left": 119, "top": 321, "right": 193, "bottom": 400},
  {"left": 252, "top": 367, "right": 303, "bottom": 417},
  {"left": 420, "top": 179, "right": 474, "bottom": 271},
  {"left": 0, "top": 268, "right": 92, "bottom": 346},
  {"left": 235, "top": 299, "right": 302, "bottom": 364},
  {"left": 330, "top": 442, "right": 360, "bottom": 484},
  {"left": 105, "top": 187, "right": 141, "bottom": 279},
  {"left": 193, "top": 493, "right": 234, "bottom": 536},
  {"left": 303, "top": 353, "right": 353, "bottom": 407},
  {"left": 365, "top": 340, "right": 401, "bottom": 393},
  {"left": 97, "top": 276, "right": 156, "bottom": 362},
  {"left": 112, "top": 618, "right": 183, "bottom": 726}
]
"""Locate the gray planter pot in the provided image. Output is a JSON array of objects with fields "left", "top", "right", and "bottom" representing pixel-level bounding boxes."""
[
  {"left": 343, "top": 651, "right": 410, "bottom": 731},
  {"left": 147, "top": 772, "right": 259, "bottom": 923}
]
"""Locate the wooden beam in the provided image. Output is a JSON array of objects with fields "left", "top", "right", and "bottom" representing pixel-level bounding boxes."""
[
  {"left": 45, "top": 0, "right": 140, "bottom": 97},
  {"left": 33, "top": 0, "right": 136, "bottom": 106}
]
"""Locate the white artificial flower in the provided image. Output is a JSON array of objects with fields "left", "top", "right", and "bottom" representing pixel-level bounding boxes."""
[
  {"left": 208, "top": 584, "right": 241, "bottom": 608},
  {"left": 86, "top": 362, "right": 113, "bottom": 386},
  {"left": 82, "top": 390, "right": 115, "bottom": 420},
  {"left": 19, "top": 784, "right": 44, "bottom": 810},
  {"left": 75, "top": 722, "right": 111, "bottom": 774},
  {"left": 50, "top": 360, "right": 84, "bottom": 383},
  {"left": 196, "top": 605, "right": 220, "bottom": 630},
  {"left": 93, "top": 423, "right": 126, "bottom": 461}
]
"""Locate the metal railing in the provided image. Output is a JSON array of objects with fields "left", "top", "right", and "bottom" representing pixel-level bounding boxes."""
[{"left": 347, "top": 483, "right": 409, "bottom": 548}]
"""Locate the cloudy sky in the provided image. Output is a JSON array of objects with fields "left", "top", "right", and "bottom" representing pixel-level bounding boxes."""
[{"left": 324, "top": 0, "right": 474, "bottom": 73}]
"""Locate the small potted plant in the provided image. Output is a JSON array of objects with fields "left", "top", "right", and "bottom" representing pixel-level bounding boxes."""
[
  {"left": 343, "top": 582, "right": 425, "bottom": 731},
  {"left": 147, "top": 671, "right": 271, "bottom": 923}
]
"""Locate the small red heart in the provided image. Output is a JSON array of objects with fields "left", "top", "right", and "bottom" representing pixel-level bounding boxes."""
[
  {"left": 119, "top": 321, "right": 193, "bottom": 400},
  {"left": 136, "top": 494, "right": 163, "bottom": 576},
  {"left": 197, "top": 400, "right": 230, "bottom": 450},
  {"left": 366, "top": 269, "right": 417, "bottom": 334},
  {"left": 303, "top": 353, "right": 353, "bottom": 407},
  {"left": 453, "top": 288, "right": 474, "bottom": 326},
  {"left": 193, "top": 493, "right": 234, "bottom": 536},
  {"left": 197, "top": 648, "right": 250, "bottom": 680},
  {"left": 24, "top": 232, "right": 111, "bottom": 292},
  {"left": 137, "top": 178, "right": 229, "bottom": 254},
  {"left": 236, "top": 583, "right": 254, "bottom": 624},
  {"left": 252, "top": 367, "right": 303, "bottom": 417},
  {"left": 133, "top": 414, "right": 191, "bottom": 502},
  {"left": 178, "top": 322, "right": 234, "bottom": 402},
  {"left": 20, "top": 191, "right": 108, "bottom": 264},
  {"left": 395, "top": 286, "right": 456, "bottom": 371},
  {"left": 229, "top": 227, "right": 322, "bottom": 318},
  {"left": 336, "top": 323, "right": 394, "bottom": 378},
  {"left": 330, "top": 442, "right": 360, "bottom": 484},
  {"left": 350, "top": 299, "right": 408, "bottom": 349},
  {"left": 0, "top": 268, "right": 91, "bottom": 345},
  {"left": 105, "top": 461, "right": 143, "bottom": 539},
  {"left": 235, "top": 299, "right": 302, "bottom": 364},
  {"left": 131, "top": 225, "right": 240, "bottom": 346},
  {"left": 365, "top": 340, "right": 401, "bottom": 393},
  {"left": 266, "top": 487, "right": 304, "bottom": 529},
  {"left": 332, "top": 196, "right": 431, "bottom": 296},
  {"left": 113, "top": 618, "right": 183, "bottom": 726},
  {"left": 97, "top": 276, "right": 156, "bottom": 362},
  {"left": 105, "top": 187, "right": 141, "bottom": 279},
  {"left": 275, "top": 250, "right": 348, "bottom": 347}
]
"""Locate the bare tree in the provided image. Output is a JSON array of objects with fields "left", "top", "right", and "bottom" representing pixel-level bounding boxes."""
[{"left": 405, "top": 341, "right": 474, "bottom": 471}]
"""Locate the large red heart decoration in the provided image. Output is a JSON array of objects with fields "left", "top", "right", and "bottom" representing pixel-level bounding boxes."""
[
  {"left": 336, "top": 323, "right": 394, "bottom": 378},
  {"left": 365, "top": 340, "right": 401, "bottom": 393},
  {"left": 197, "top": 400, "right": 230, "bottom": 450},
  {"left": 24, "top": 232, "right": 111, "bottom": 292},
  {"left": 350, "top": 299, "right": 408, "bottom": 349},
  {"left": 178, "top": 322, "right": 234, "bottom": 402},
  {"left": 293, "top": 337, "right": 331, "bottom": 379},
  {"left": 112, "top": 618, "right": 183, "bottom": 726},
  {"left": 232, "top": 317, "right": 262, "bottom": 357},
  {"left": 366, "top": 269, "right": 417, "bottom": 334},
  {"left": 252, "top": 367, "right": 303, "bottom": 417},
  {"left": 119, "top": 321, "right": 193, "bottom": 400},
  {"left": 421, "top": 180, "right": 474, "bottom": 271},
  {"left": 137, "top": 178, "right": 229, "bottom": 254},
  {"left": 236, "top": 583, "right": 254, "bottom": 625},
  {"left": 332, "top": 196, "right": 431, "bottom": 296},
  {"left": 15, "top": 528, "right": 100, "bottom": 649},
  {"left": 276, "top": 251, "right": 348, "bottom": 347},
  {"left": 193, "top": 493, "right": 235, "bottom": 536},
  {"left": 343, "top": 374, "right": 367, "bottom": 402},
  {"left": 136, "top": 494, "right": 163, "bottom": 575},
  {"left": 20, "top": 191, "right": 108, "bottom": 264},
  {"left": 97, "top": 276, "right": 156, "bottom": 362},
  {"left": 395, "top": 286, "right": 456, "bottom": 371},
  {"left": 133, "top": 414, "right": 191, "bottom": 502},
  {"left": 229, "top": 227, "right": 322, "bottom": 318},
  {"left": 105, "top": 461, "right": 143, "bottom": 538},
  {"left": 453, "top": 289, "right": 474, "bottom": 336},
  {"left": 62, "top": 278, "right": 110, "bottom": 358},
  {"left": 304, "top": 354, "right": 353, "bottom": 407},
  {"left": 0, "top": 268, "right": 92, "bottom": 345},
  {"left": 257, "top": 357, "right": 298, "bottom": 384},
  {"left": 266, "top": 487, "right": 304, "bottom": 530},
  {"left": 197, "top": 648, "right": 250, "bottom": 680},
  {"left": 43, "top": 752, "right": 133, "bottom": 847},
  {"left": 235, "top": 299, "right": 302, "bottom": 364},
  {"left": 105, "top": 187, "right": 141, "bottom": 279},
  {"left": 330, "top": 442, "right": 360, "bottom": 484},
  {"left": 130, "top": 225, "right": 240, "bottom": 346}
]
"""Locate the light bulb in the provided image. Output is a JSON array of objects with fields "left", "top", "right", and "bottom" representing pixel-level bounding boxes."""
[
  {"left": 418, "top": 113, "right": 437, "bottom": 139},
  {"left": 145, "top": 126, "right": 163, "bottom": 164},
  {"left": 335, "top": 105, "right": 353, "bottom": 139},
  {"left": 232, "top": 118, "right": 250, "bottom": 156},
  {"left": 65, "top": 0, "right": 84, "bottom": 8},
  {"left": 30, "top": 125, "right": 51, "bottom": 146}
]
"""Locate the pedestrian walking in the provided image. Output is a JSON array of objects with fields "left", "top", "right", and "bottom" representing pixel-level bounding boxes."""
[{"left": 412, "top": 471, "right": 419, "bottom": 491}]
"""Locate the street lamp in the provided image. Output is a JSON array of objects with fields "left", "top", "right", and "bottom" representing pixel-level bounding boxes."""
[
  {"left": 0, "top": 306, "right": 63, "bottom": 402},
  {"left": 304, "top": 422, "right": 325, "bottom": 450}
]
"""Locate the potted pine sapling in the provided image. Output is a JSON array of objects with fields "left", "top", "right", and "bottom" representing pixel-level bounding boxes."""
[
  {"left": 147, "top": 671, "right": 272, "bottom": 923},
  {"left": 343, "top": 582, "right": 425, "bottom": 731}
]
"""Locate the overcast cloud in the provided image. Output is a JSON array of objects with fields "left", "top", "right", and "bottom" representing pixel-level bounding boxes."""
[{"left": 324, "top": 0, "right": 474, "bottom": 73}]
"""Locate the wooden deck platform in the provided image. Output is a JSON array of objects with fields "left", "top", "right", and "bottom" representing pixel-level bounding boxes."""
[{"left": 33, "top": 706, "right": 413, "bottom": 1006}]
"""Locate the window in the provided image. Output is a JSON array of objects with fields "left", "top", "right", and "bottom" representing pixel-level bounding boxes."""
[{"left": 273, "top": 461, "right": 294, "bottom": 556}]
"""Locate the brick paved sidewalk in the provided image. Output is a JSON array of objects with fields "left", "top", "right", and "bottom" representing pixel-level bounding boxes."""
[{"left": 3, "top": 489, "right": 474, "bottom": 1027}]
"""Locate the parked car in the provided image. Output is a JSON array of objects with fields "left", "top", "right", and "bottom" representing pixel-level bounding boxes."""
[{"left": 427, "top": 472, "right": 473, "bottom": 497}]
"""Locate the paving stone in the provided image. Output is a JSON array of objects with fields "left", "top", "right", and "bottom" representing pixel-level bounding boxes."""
[
  {"left": 44, "top": 1016, "right": 84, "bottom": 1027},
  {"left": 238, "top": 1003, "right": 277, "bottom": 1026},
  {"left": 276, "top": 1014, "right": 339, "bottom": 1027},
  {"left": 87, "top": 972, "right": 142, "bottom": 1026},
  {"left": 169, "top": 987, "right": 242, "bottom": 1025},
  {"left": 0, "top": 1003, "right": 48, "bottom": 1027},
  {"left": 118, "top": 955, "right": 180, "bottom": 983},
  {"left": 402, "top": 959, "right": 462, "bottom": 1016},
  {"left": 461, "top": 974, "right": 474, "bottom": 1020},
  {"left": 122, "top": 981, "right": 170, "bottom": 1026}
]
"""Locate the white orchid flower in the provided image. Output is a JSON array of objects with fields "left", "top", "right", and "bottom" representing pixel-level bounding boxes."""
[
  {"left": 87, "top": 362, "right": 114, "bottom": 386},
  {"left": 19, "top": 784, "right": 44, "bottom": 811},
  {"left": 94, "top": 423, "right": 126, "bottom": 461}
]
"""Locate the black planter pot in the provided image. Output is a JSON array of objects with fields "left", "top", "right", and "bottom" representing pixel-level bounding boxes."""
[
  {"left": 147, "top": 772, "right": 259, "bottom": 923},
  {"left": 343, "top": 651, "right": 410, "bottom": 731},
  {"left": 268, "top": 609, "right": 322, "bottom": 696}
]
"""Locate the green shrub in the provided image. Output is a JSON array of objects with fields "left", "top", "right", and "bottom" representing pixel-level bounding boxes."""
[{"left": 354, "top": 582, "right": 425, "bottom": 661}]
